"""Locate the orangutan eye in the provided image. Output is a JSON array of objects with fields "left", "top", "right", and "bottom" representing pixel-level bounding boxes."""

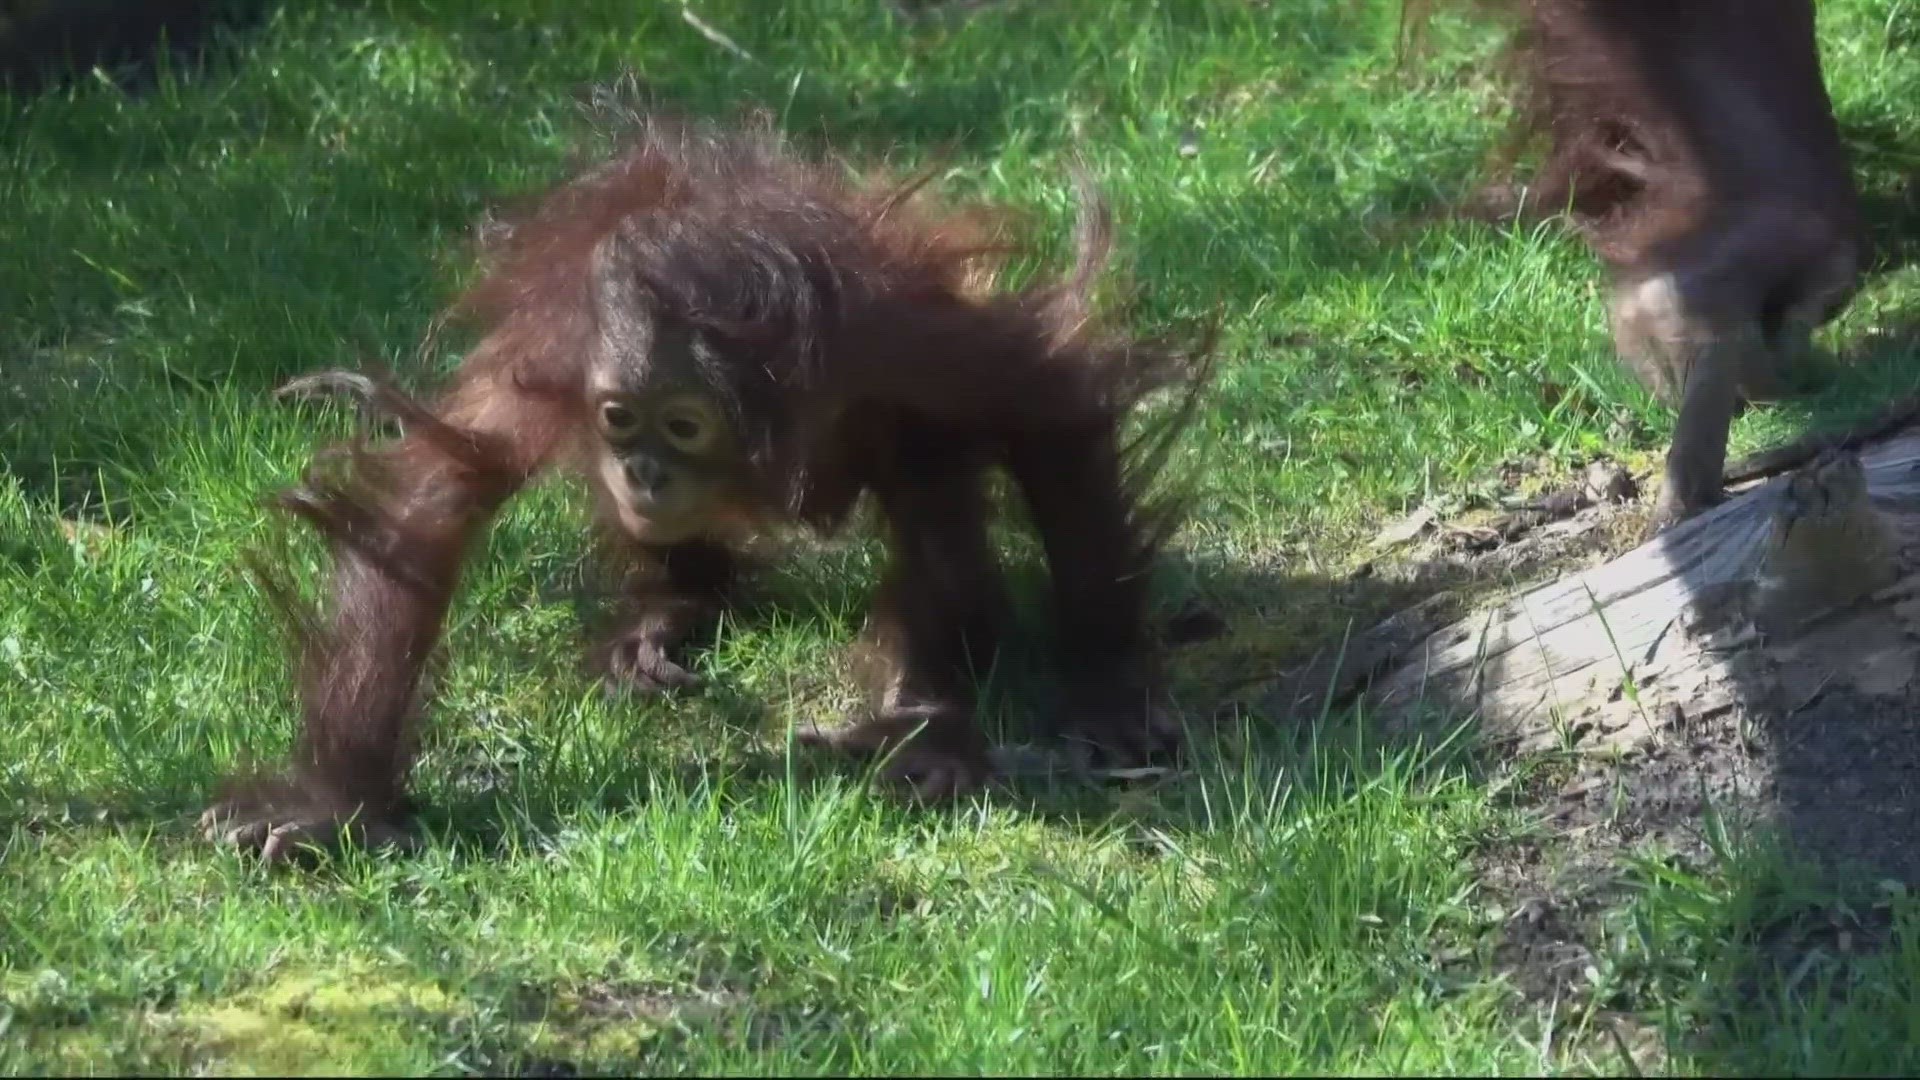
[
  {"left": 657, "top": 397, "right": 719, "bottom": 454},
  {"left": 599, "top": 400, "right": 642, "bottom": 439}
]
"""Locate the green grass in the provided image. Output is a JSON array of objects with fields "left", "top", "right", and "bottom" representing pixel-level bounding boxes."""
[{"left": 6, "top": 0, "right": 1920, "bottom": 1073}]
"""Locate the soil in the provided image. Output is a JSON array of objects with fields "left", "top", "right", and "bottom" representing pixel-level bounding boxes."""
[{"left": 1478, "top": 676, "right": 1920, "bottom": 1006}]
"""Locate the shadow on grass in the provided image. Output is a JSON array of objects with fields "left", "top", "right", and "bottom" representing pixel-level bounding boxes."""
[
  {"left": 0, "top": 0, "right": 273, "bottom": 93},
  {"left": 1840, "top": 107, "right": 1920, "bottom": 276},
  {"left": 0, "top": 524, "right": 1458, "bottom": 864},
  {"left": 358, "top": 536, "right": 1460, "bottom": 864}
]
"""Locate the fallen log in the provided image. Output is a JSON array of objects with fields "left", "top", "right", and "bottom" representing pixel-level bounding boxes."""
[
  {"left": 1382, "top": 439, "right": 1919, "bottom": 754},
  {"left": 1261, "top": 429, "right": 1920, "bottom": 760}
]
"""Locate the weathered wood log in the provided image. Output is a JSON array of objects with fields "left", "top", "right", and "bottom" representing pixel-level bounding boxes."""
[{"left": 1266, "top": 429, "right": 1920, "bottom": 760}]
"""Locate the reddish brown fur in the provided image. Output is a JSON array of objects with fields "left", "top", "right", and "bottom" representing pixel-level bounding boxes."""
[
  {"left": 1494, "top": 1, "right": 1860, "bottom": 267},
  {"left": 205, "top": 113, "right": 1211, "bottom": 857},
  {"left": 1422, "top": 0, "right": 1864, "bottom": 526}
]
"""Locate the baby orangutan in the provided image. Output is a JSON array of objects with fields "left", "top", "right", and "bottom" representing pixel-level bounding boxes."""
[{"left": 202, "top": 113, "right": 1210, "bottom": 862}]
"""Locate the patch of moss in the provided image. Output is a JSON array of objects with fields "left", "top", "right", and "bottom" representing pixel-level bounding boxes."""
[{"left": 161, "top": 967, "right": 468, "bottom": 1075}]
